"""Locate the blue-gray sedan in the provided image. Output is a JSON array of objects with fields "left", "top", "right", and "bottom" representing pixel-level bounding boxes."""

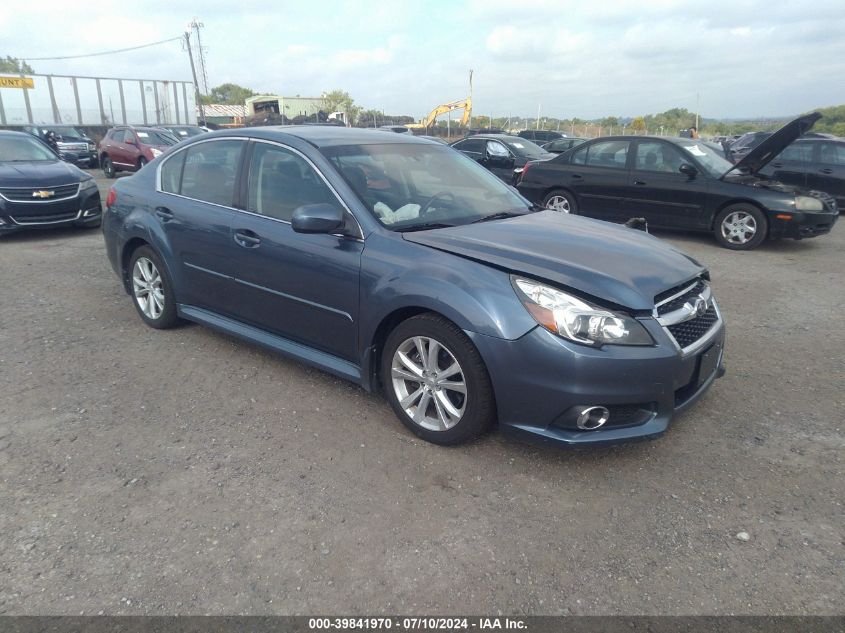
[{"left": 102, "top": 126, "right": 725, "bottom": 448}]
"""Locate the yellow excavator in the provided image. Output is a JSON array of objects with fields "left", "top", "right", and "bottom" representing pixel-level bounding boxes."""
[{"left": 407, "top": 71, "right": 473, "bottom": 131}]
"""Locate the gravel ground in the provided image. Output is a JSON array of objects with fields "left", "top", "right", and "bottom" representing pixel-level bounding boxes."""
[{"left": 0, "top": 171, "right": 842, "bottom": 615}]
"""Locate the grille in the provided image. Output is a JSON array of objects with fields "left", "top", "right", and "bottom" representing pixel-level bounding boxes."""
[
  {"left": 605, "top": 403, "right": 655, "bottom": 428},
  {"left": 0, "top": 183, "right": 79, "bottom": 201},
  {"left": 667, "top": 305, "right": 719, "bottom": 348},
  {"left": 656, "top": 278, "right": 707, "bottom": 316},
  {"left": 11, "top": 210, "right": 79, "bottom": 224}
]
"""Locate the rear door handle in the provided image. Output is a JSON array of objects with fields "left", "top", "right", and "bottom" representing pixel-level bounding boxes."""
[
  {"left": 234, "top": 229, "right": 261, "bottom": 248},
  {"left": 570, "top": 174, "right": 583, "bottom": 179},
  {"left": 820, "top": 168, "right": 833, "bottom": 174},
  {"left": 155, "top": 207, "right": 174, "bottom": 222},
  {"left": 634, "top": 180, "right": 647, "bottom": 186}
]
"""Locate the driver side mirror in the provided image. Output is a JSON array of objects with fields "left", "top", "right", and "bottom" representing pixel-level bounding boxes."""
[
  {"left": 679, "top": 163, "right": 698, "bottom": 177},
  {"left": 291, "top": 203, "right": 347, "bottom": 235}
]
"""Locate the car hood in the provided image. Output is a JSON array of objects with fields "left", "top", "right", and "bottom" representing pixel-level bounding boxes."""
[
  {"left": 0, "top": 160, "right": 83, "bottom": 187},
  {"left": 402, "top": 211, "right": 705, "bottom": 311},
  {"left": 725, "top": 112, "right": 820, "bottom": 177}
]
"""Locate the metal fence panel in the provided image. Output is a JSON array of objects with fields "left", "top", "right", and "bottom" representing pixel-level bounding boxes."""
[{"left": 0, "top": 74, "right": 197, "bottom": 126}]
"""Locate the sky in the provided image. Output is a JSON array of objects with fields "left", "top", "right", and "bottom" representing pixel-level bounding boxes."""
[{"left": 1, "top": 0, "right": 843, "bottom": 121}]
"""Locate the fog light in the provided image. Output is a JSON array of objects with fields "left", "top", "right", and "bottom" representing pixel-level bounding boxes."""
[
  {"left": 83, "top": 208, "right": 99, "bottom": 217},
  {"left": 576, "top": 406, "right": 610, "bottom": 430}
]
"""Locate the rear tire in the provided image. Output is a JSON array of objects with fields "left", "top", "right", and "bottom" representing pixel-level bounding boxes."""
[
  {"left": 714, "top": 204, "right": 767, "bottom": 250},
  {"left": 102, "top": 157, "right": 115, "bottom": 179},
  {"left": 381, "top": 313, "right": 495, "bottom": 445},
  {"left": 138, "top": 157, "right": 147, "bottom": 169},
  {"left": 128, "top": 246, "right": 179, "bottom": 329},
  {"left": 543, "top": 189, "right": 578, "bottom": 214}
]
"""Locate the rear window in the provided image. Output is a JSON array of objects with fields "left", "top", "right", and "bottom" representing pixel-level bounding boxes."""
[{"left": 176, "top": 140, "right": 245, "bottom": 206}]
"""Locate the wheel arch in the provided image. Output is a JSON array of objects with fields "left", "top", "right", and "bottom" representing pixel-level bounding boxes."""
[
  {"left": 362, "top": 306, "right": 436, "bottom": 393},
  {"left": 120, "top": 237, "right": 151, "bottom": 293}
]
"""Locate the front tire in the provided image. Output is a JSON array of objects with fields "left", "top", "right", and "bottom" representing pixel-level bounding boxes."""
[
  {"left": 714, "top": 204, "right": 767, "bottom": 250},
  {"left": 543, "top": 189, "right": 578, "bottom": 214},
  {"left": 128, "top": 246, "right": 179, "bottom": 329},
  {"left": 382, "top": 314, "right": 495, "bottom": 445},
  {"left": 102, "top": 157, "right": 116, "bottom": 179}
]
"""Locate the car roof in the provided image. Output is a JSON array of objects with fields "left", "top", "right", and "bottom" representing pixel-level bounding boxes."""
[
  {"left": 461, "top": 134, "right": 527, "bottom": 143},
  {"left": 202, "top": 125, "right": 434, "bottom": 148},
  {"left": 0, "top": 130, "right": 35, "bottom": 138}
]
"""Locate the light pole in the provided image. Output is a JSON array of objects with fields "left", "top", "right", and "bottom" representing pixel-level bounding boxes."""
[{"left": 184, "top": 30, "right": 205, "bottom": 125}]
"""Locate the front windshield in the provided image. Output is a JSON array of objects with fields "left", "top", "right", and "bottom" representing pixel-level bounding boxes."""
[
  {"left": 321, "top": 143, "right": 532, "bottom": 230},
  {"left": 0, "top": 136, "right": 58, "bottom": 162},
  {"left": 677, "top": 141, "right": 735, "bottom": 177},
  {"left": 505, "top": 139, "right": 548, "bottom": 158},
  {"left": 137, "top": 130, "right": 178, "bottom": 146}
]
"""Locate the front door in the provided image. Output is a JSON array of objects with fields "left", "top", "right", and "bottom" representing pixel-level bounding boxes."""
[
  {"left": 480, "top": 140, "right": 516, "bottom": 182},
  {"left": 760, "top": 140, "right": 811, "bottom": 190},
  {"left": 625, "top": 140, "right": 709, "bottom": 229},
  {"left": 808, "top": 142, "right": 845, "bottom": 206},
  {"left": 227, "top": 140, "right": 363, "bottom": 362}
]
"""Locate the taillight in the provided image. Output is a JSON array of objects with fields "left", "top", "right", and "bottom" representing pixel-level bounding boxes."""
[
  {"left": 105, "top": 187, "right": 117, "bottom": 208},
  {"left": 519, "top": 161, "right": 533, "bottom": 183}
]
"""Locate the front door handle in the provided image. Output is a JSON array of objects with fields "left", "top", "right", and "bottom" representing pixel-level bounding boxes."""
[
  {"left": 155, "top": 207, "right": 174, "bottom": 222},
  {"left": 233, "top": 229, "right": 261, "bottom": 248},
  {"left": 634, "top": 180, "right": 647, "bottom": 186},
  {"left": 820, "top": 168, "right": 833, "bottom": 174},
  {"left": 570, "top": 173, "right": 583, "bottom": 179}
]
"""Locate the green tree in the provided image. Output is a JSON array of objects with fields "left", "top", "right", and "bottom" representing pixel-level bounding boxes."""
[
  {"left": 201, "top": 83, "right": 256, "bottom": 105},
  {"left": 322, "top": 90, "right": 362, "bottom": 125},
  {"left": 630, "top": 116, "right": 646, "bottom": 134},
  {"left": 0, "top": 56, "right": 34, "bottom": 73}
]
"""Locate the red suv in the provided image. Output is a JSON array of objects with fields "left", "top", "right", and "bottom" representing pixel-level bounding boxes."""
[{"left": 98, "top": 126, "right": 178, "bottom": 178}]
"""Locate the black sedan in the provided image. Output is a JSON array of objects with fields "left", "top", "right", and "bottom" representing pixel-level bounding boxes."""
[
  {"left": 517, "top": 113, "right": 838, "bottom": 250},
  {"left": 451, "top": 134, "right": 554, "bottom": 183},
  {"left": 758, "top": 137, "right": 845, "bottom": 210},
  {"left": 0, "top": 131, "right": 102, "bottom": 234}
]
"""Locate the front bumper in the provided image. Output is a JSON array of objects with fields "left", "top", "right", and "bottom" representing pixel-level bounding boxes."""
[
  {"left": 769, "top": 209, "right": 838, "bottom": 239},
  {"left": 0, "top": 188, "right": 101, "bottom": 233},
  {"left": 467, "top": 317, "right": 726, "bottom": 447}
]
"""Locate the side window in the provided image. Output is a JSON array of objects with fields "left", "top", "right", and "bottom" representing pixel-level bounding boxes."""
[
  {"left": 111, "top": 130, "right": 125, "bottom": 143},
  {"left": 486, "top": 140, "right": 509, "bottom": 157},
  {"left": 586, "top": 140, "right": 630, "bottom": 168},
  {"left": 635, "top": 141, "right": 685, "bottom": 173},
  {"left": 180, "top": 140, "right": 244, "bottom": 206},
  {"left": 778, "top": 142, "right": 812, "bottom": 163},
  {"left": 570, "top": 144, "right": 588, "bottom": 165},
  {"left": 247, "top": 143, "right": 341, "bottom": 222},
  {"left": 160, "top": 151, "right": 186, "bottom": 194},
  {"left": 455, "top": 138, "right": 484, "bottom": 153},
  {"left": 819, "top": 143, "right": 845, "bottom": 166}
]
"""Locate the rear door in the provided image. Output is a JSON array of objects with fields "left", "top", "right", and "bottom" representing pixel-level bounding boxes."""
[
  {"left": 566, "top": 139, "right": 631, "bottom": 221},
  {"left": 808, "top": 142, "right": 845, "bottom": 206},
  {"left": 155, "top": 138, "right": 245, "bottom": 315},
  {"left": 109, "top": 130, "right": 133, "bottom": 169},
  {"left": 226, "top": 140, "right": 363, "bottom": 361},
  {"left": 625, "top": 140, "right": 709, "bottom": 229}
]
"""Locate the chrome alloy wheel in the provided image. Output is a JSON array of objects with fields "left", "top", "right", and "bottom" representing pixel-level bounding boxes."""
[
  {"left": 132, "top": 257, "right": 165, "bottom": 320},
  {"left": 720, "top": 210, "right": 757, "bottom": 245},
  {"left": 391, "top": 336, "right": 467, "bottom": 431},
  {"left": 546, "top": 195, "right": 571, "bottom": 213}
]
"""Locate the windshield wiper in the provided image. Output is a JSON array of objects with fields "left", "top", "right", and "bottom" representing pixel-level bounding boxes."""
[
  {"left": 395, "top": 222, "right": 457, "bottom": 233},
  {"left": 469, "top": 211, "right": 526, "bottom": 224}
]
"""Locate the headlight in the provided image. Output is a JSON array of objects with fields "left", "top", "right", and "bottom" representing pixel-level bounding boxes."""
[
  {"left": 795, "top": 195, "right": 823, "bottom": 212},
  {"left": 150, "top": 148, "right": 163, "bottom": 157},
  {"left": 79, "top": 178, "right": 98, "bottom": 192},
  {"left": 512, "top": 276, "right": 654, "bottom": 346}
]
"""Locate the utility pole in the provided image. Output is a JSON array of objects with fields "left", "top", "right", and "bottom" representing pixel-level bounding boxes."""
[
  {"left": 184, "top": 31, "right": 205, "bottom": 125},
  {"left": 695, "top": 92, "right": 700, "bottom": 131},
  {"left": 536, "top": 103, "right": 541, "bottom": 130},
  {"left": 190, "top": 18, "right": 209, "bottom": 95}
]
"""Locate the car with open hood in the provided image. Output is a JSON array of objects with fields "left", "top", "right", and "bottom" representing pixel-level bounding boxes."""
[
  {"left": 0, "top": 130, "right": 102, "bottom": 234},
  {"left": 516, "top": 113, "right": 838, "bottom": 249},
  {"left": 102, "top": 127, "right": 725, "bottom": 449}
]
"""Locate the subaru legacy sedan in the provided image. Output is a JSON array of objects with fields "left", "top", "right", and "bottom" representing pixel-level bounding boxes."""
[{"left": 103, "top": 127, "right": 725, "bottom": 448}]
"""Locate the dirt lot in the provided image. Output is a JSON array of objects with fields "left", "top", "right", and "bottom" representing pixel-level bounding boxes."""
[{"left": 0, "top": 171, "right": 842, "bottom": 615}]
